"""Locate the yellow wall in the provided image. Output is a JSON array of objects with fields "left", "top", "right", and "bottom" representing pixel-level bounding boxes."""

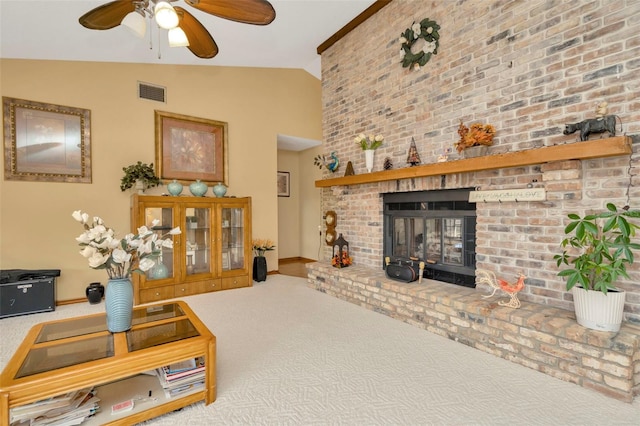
[
  {"left": 0, "top": 59, "right": 322, "bottom": 301},
  {"left": 277, "top": 150, "right": 299, "bottom": 258},
  {"left": 298, "top": 146, "right": 323, "bottom": 260},
  {"left": 277, "top": 145, "right": 324, "bottom": 262}
]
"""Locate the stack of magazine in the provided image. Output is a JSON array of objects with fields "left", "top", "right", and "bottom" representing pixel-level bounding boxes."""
[
  {"left": 10, "top": 387, "right": 99, "bottom": 426},
  {"left": 155, "top": 356, "right": 205, "bottom": 398}
]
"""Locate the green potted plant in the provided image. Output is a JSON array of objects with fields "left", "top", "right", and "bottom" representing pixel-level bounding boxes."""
[
  {"left": 120, "top": 161, "right": 161, "bottom": 193},
  {"left": 554, "top": 203, "right": 640, "bottom": 332}
]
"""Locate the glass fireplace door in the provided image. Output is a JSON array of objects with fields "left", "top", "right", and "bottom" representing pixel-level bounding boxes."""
[{"left": 391, "top": 217, "right": 424, "bottom": 259}]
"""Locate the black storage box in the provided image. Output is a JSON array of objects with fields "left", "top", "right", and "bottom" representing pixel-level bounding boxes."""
[{"left": 0, "top": 269, "right": 60, "bottom": 319}]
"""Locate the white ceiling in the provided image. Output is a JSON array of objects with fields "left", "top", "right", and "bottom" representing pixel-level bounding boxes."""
[
  {"left": 0, "top": 0, "right": 377, "bottom": 151},
  {"left": 0, "top": 0, "right": 375, "bottom": 78}
]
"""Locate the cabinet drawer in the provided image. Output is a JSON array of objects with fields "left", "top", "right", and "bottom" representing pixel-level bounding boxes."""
[
  {"left": 222, "top": 275, "right": 249, "bottom": 290},
  {"left": 139, "top": 286, "right": 174, "bottom": 303},
  {"left": 174, "top": 282, "right": 205, "bottom": 297},
  {"left": 206, "top": 279, "right": 222, "bottom": 293}
]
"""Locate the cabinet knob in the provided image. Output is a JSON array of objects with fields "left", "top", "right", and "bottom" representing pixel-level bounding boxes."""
[
  {"left": 181, "top": 288, "right": 185, "bottom": 292},
  {"left": 155, "top": 292, "right": 160, "bottom": 296}
]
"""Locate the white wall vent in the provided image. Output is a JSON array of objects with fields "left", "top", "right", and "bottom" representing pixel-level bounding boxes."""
[{"left": 138, "top": 82, "right": 166, "bottom": 103}]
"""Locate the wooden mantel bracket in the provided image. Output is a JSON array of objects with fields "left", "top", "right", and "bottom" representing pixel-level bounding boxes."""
[{"left": 315, "top": 136, "right": 632, "bottom": 188}]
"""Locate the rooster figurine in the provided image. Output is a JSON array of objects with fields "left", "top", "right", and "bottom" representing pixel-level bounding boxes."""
[{"left": 477, "top": 269, "right": 526, "bottom": 309}]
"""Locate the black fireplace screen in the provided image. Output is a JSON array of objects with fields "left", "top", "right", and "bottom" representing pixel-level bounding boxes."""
[{"left": 383, "top": 189, "right": 476, "bottom": 287}]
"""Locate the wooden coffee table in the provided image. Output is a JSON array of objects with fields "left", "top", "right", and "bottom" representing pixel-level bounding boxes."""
[{"left": 0, "top": 301, "right": 216, "bottom": 425}]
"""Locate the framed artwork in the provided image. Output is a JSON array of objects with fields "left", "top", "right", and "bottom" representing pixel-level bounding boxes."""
[
  {"left": 2, "top": 97, "right": 92, "bottom": 183},
  {"left": 277, "top": 171, "right": 290, "bottom": 197},
  {"left": 155, "top": 110, "right": 228, "bottom": 185}
]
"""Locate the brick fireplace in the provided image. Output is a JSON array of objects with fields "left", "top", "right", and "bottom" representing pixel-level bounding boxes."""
[
  {"left": 310, "top": 0, "right": 640, "bottom": 402},
  {"left": 316, "top": 0, "right": 640, "bottom": 324},
  {"left": 306, "top": 261, "right": 640, "bottom": 402}
]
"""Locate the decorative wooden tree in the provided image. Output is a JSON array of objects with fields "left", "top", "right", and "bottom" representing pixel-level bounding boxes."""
[{"left": 407, "top": 138, "right": 421, "bottom": 166}]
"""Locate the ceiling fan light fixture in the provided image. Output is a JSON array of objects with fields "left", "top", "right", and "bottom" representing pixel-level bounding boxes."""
[
  {"left": 121, "top": 11, "right": 147, "bottom": 38},
  {"left": 168, "top": 27, "right": 190, "bottom": 47},
  {"left": 154, "top": 1, "right": 179, "bottom": 29}
]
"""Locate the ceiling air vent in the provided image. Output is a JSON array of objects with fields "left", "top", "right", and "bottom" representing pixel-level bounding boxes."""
[{"left": 138, "top": 82, "right": 166, "bottom": 103}]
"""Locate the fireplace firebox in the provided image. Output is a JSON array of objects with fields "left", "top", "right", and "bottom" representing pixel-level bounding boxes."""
[{"left": 383, "top": 189, "right": 476, "bottom": 287}]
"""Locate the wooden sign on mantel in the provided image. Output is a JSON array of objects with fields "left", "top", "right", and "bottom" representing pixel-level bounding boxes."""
[{"left": 469, "top": 188, "right": 546, "bottom": 203}]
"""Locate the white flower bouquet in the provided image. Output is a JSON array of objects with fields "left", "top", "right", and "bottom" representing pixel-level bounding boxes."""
[
  {"left": 72, "top": 210, "right": 181, "bottom": 279},
  {"left": 354, "top": 133, "right": 384, "bottom": 150}
]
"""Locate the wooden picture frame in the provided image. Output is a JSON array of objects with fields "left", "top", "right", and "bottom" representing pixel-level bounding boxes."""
[
  {"left": 155, "top": 110, "right": 228, "bottom": 185},
  {"left": 277, "top": 171, "right": 290, "bottom": 197},
  {"left": 2, "top": 97, "right": 92, "bottom": 183}
]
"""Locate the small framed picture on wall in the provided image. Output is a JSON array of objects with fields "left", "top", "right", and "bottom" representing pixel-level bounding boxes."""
[{"left": 277, "top": 171, "right": 290, "bottom": 197}]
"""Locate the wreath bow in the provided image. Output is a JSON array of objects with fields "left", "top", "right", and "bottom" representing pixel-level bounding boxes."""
[{"left": 399, "top": 18, "right": 441, "bottom": 70}]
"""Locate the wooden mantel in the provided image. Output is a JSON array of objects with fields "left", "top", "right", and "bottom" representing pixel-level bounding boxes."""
[{"left": 315, "top": 136, "right": 632, "bottom": 188}]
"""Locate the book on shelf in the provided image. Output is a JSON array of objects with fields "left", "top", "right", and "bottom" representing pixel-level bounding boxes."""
[
  {"left": 158, "top": 356, "right": 204, "bottom": 380},
  {"left": 10, "top": 387, "right": 99, "bottom": 426},
  {"left": 164, "top": 379, "right": 205, "bottom": 399},
  {"left": 166, "top": 357, "right": 200, "bottom": 374},
  {"left": 154, "top": 356, "right": 206, "bottom": 398}
]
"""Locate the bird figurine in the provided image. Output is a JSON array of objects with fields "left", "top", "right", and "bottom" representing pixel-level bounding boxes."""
[
  {"left": 477, "top": 269, "right": 526, "bottom": 309},
  {"left": 313, "top": 152, "right": 340, "bottom": 173},
  {"left": 326, "top": 151, "right": 340, "bottom": 173}
]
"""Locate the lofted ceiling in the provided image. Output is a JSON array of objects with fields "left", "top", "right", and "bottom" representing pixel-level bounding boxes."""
[
  {"left": 0, "top": 0, "right": 376, "bottom": 78},
  {"left": 0, "top": 0, "right": 377, "bottom": 151}
]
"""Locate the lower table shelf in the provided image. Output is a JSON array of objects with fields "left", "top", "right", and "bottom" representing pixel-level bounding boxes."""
[{"left": 85, "top": 374, "right": 204, "bottom": 425}]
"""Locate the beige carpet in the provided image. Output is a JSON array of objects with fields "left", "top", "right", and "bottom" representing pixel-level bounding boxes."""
[{"left": 1, "top": 275, "right": 638, "bottom": 425}]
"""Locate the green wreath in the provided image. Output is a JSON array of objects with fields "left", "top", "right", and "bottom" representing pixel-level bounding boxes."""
[{"left": 399, "top": 18, "right": 441, "bottom": 70}]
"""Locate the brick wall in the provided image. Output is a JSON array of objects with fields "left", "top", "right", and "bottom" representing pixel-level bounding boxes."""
[{"left": 319, "top": 0, "right": 640, "bottom": 325}]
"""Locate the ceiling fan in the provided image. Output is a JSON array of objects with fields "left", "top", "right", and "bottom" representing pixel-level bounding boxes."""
[{"left": 79, "top": 0, "right": 276, "bottom": 59}]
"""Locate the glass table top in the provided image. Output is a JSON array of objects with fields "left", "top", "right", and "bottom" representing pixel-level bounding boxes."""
[
  {"left": 35, "top": 303, "right": 186, "bottom": 343},
  {"left": 16, "top": 335, "right": 114, "bottom": 379},
  {"left": 16, "top": 303, "right": 197, "bottom": 379},
  {"left": 127, "top": 318, "right": 199, "bottom": 352}
]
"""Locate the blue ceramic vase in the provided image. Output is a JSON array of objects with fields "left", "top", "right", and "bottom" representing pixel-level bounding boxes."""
[
  {"left": 212, "top": 182, "right": 227, "bottom": 197},
  {"left": 105, "top": 278, "right": 133, "bottom": 333},
  {"left": 189, "top": 180, "right": 208, "bottom": 197},
  {"left": 167, "top": 179, "right": 183, "bottom": 196},
  {"left": 149, "top": 262, "right": 169, "bottom": 279}
]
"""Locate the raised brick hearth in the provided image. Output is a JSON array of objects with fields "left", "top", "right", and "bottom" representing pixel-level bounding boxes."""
[{"left": 307, "top": 262, "right": 640, "bottom": 403}]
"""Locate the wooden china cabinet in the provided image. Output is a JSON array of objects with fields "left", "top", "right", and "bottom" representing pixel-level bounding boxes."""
[{"left": 131, "top": 195, "right": 252, "bottom": 304}]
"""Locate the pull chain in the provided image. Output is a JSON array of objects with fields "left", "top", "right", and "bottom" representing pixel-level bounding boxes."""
[{"left": 624, "top": 151, "right": 634, "bottom": 209}]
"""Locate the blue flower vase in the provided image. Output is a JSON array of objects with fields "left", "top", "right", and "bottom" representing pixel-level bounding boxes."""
[{"left": 105, "top": 278, "right": 134, "bottom": 333}]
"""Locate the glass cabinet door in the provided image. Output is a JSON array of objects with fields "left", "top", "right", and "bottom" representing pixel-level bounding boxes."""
[
  {"left": 221, "top": 207, "right": 245, "bottom": 271},
  {"left": 185, "top": 207, "right": 211, "bottom": 276},
  {"left": 144, "top": 207, "right": 175, "bottom": 280}
]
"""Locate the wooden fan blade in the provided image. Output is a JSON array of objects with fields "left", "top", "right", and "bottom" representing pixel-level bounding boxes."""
[
  {"left": 79, "top": 0, "right": 136, "bottom": 30},
  {"left": 184, "top": 0, "right": 275, "bottom": 25},
  {"left": 175, "top": 7, "right": 219, "bottom": 59}
]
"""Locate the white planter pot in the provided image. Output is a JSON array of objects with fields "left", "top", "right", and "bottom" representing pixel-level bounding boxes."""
[
  {"left": 571, "top": 286, "right": 626, "bottom": 332},
  {"left": 135, "top": 179, "right": 145, "bottom": 194}
]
